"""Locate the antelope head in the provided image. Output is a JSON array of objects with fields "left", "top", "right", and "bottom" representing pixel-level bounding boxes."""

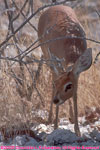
[{"left": 53, "top": 48, "right": 92, "bottom": 105}]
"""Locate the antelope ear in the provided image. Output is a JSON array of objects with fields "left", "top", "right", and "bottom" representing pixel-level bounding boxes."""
[{"left": 73, "top": 48, "right": 92, "bottom": 77}]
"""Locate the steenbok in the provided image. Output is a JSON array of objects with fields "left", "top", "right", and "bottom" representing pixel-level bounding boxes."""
[{"left": 38, "top": 5, "right": 92, "bottom": 136}]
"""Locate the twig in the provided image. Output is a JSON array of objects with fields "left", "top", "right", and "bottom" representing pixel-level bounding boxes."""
[
  {"left": 14, "top": 35, "right": 100, "bottom": 61},
  {"left": 12, "top": 0, "right": 28, "bottom": 21},
  {"left": 13, "top": 0, "right": 37, "bottom": 32},
  {"left": 94, "top": 52, "right": 100, "bottom": 64},
  {"left": 95, "top": 9, "right": 100, "bottom": 18},
  {"left": 25, "top": 63, "right": 45, "bottom": 107},
  {"left": 0, "top": 0, "right": 72, "bottom": 48}
]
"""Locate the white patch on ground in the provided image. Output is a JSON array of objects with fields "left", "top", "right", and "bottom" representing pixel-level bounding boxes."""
[{"left": 0, "top": 115, "right": 100, "bottom": 148}]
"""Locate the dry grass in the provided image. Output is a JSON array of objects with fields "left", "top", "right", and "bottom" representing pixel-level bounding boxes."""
[{"left": 0, "top": 0, "right": 100, "bottom": 134}]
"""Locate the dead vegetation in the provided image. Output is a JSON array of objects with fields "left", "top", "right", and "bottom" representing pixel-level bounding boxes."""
[{"left": 0, "top": 0, "right": 100, "bottom": 139}]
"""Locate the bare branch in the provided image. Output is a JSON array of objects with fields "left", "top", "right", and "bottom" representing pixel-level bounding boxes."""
[
  {"left": 13, "top": 35, "right": 100, "bottom": 61},
  {"left": 13, "top": 0, "right": 37, "bottom": 32},
  {"left": 95, "top": 9, "right": 100, "bottom": 18},
  {"left": 0, "top": 0, "right": 73, "bottom": 48}
]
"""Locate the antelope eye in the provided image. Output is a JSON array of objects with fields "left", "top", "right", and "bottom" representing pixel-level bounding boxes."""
[{"left": 64, "top": 82, "right": 72, "bottom": 92}]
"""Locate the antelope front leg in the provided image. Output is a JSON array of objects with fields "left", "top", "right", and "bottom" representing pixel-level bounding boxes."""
[
  {"left": 54, "top": 105, "right": 59, "bottom": 129},
  {"left": 69, "top": 99, "right": 74, "bottom": 123},
  {"left": 48, "top": 83, "right": 55, "bottom": 123},
  {"left": 48, "top": 99, "right": 53, "bottom": 123},
  {"left": 73, "top": 88, "right": 80, "bottom": 136}
]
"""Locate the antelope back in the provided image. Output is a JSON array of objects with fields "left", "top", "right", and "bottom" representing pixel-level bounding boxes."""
[{"left": 38, "top": 5, "right": 87, "bottom": 67}]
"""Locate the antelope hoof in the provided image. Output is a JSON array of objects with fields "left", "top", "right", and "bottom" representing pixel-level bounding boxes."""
[
  {"left": 74, "top": 125, "right": 81, "bottom": 136},
  {"left": 47, "top": 116, "right": 52, "bottom": 124},
  {"left": 54, "top": 121, "right": 58, "bottom": 130}
]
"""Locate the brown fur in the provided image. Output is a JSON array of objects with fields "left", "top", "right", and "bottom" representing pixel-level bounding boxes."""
[{"left": 38, "top": 5, "right": 87, "bottom": 69}]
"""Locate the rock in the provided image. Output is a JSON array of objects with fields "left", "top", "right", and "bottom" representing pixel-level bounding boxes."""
[{"left": 46, "top": 129, "right": 79, "bottom": 146}]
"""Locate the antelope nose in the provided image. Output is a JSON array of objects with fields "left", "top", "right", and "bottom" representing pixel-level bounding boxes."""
[{"left": 53, "top": 97, "right": 59, "bottom": 104}]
